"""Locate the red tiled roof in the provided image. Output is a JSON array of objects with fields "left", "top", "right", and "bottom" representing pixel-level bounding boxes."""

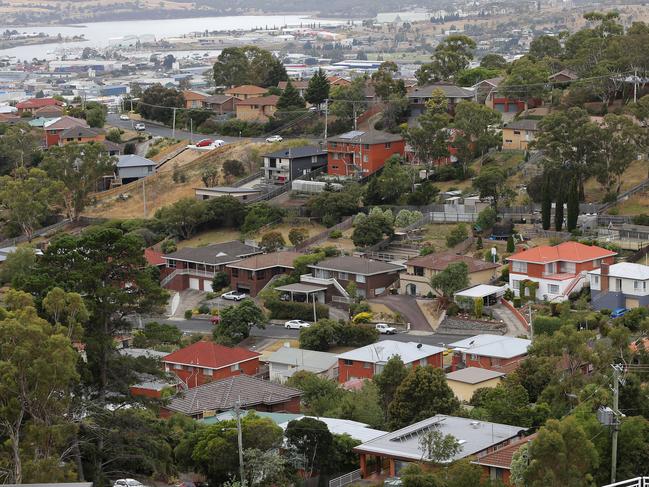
[
  {"left": 163, "top": 341, "right": 260, "bottom": 369},
  {"left": 508, "top": 241, "right": 617, "bottom": 264},
  {"left": 45, "top": 116, "right": 88, "bottom": 131},
  {"left": 144, "top": 247, "right": 165, "bottom": 266},
  {"left": 235, "top": 95, "right": 280, "bottom": 107},
  {"left": 472, "top": 433, "right": 538, "bottom": 470},
  {"left": 182, "top": 90, "right": 208, "bottom": 101},
  {"left": 225, "top": 85, "right": 267, "bottom": 95},
  {"left": 16, "top": 97, "right": 63, "bottom": 109}
]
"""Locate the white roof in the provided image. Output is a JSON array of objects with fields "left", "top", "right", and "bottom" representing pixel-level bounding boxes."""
[
  {"left": 448, "top": 334, "right": 531, "bottom": 359},
  {"left": 355, "top": 415, "right": 525, "bottom": 462},
  {"left": 589, "top": 262, "right": 649, "bottom": 280},
  {"left": 116, "top": 154, "right": 156, "bottom": 168},
  {"left": 446, "top": 367, "right": 505, "bottom": 384},
  {"left": 455, "top": 284, "right": 507, "bottom": 299},
  {"left": 337, "top": 340, "right": 445, "bottom": 364},
  {"left": 278, "top": 416, "right": 387, "bottom": 443},
  {"left": 265, "top": 347, "right": 338, "bottom": 372}
]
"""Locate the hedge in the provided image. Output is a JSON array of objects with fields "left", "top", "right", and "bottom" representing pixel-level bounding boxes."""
[
  {"left": 532, "top": 315, "right": 563, "bottom": 336},
  {"left": 266, "top": 298, "right": 329, "bottom": 321}
]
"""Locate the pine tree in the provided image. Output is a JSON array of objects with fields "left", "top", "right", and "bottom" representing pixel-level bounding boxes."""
[
  {"left": 554, "top": 180, "right": 564, "bottom": 231},
  {"left": 541, "top": 173, "right": 552, "bottom": 230},
  {"left": 276, "top": 79, "right": 305, "bottom": 111},
  {"left": 507, "top": 235, "right": 515, "bottom": 253},
  {"left": 566, "top": 177, "right": 579, "bottom": 232},
  {"left": 305, "top": 68, "right": 330, "bottom": 107}
]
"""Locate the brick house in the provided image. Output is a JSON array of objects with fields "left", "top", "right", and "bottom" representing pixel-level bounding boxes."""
[
  {"left": 235, "top": 95, "right": 279, "bottom": 122},
  {"left": 58, "top": 126, "right": 105, "bottom": 146},
  {"left": 226, "top": 251, "right": 302, "bottom": 297},
  {"left": 15, "top": 97, "right": 64, "bottom": 114},
  {"left": 43, "top": 116, "right": 89, "bottom": 147},
  {"left": 448, "top": 334, "right": 532, "bottom": 373},
  {"left": 589, "top": 262, "right": 649, "bottom": 310},
  {"left": 502, "top": 119, "right": 540, "bottom": 151},
  {"left": 472, "top": 433, "right": 538, "bottom": 485},
  {"left": 407, "top": 83, "right": 474, "bottom": 116},
  {"left": 309, "top": 256, "right": 404, "bottom": 299},
  {"left": 263, "top": 145, "right": 328, "bottom": 184},
  {"left": 160, "top": 375, "right": 303, "bottom": 419},
  {"left": 182, "top": 90, "right": 208, "bottom": 109},
  {"left": 225, "top": 84, "right": 267, "bottom": 100},
  {"left": 508, "top": 241, "right": 617, "bottom": 302},
  {"left": 400, "top": 253, "right": 500, "bottom": 297},
  {"left": 326, "top": 129, "right": 405, "bottom": 177},
  {"left": 203, "top": 94, "right": 236, "bottom": 114},
  {"left": 34, "top": 104, "right": 65, "bottom": 118},
  {"left": 162, "top": 340, "right": 261, "bottom": 388},
  {"left": 161, "top": 241, "right": 262, "bottom": 292},
  {"left": 337, "top": 340, "right": 445, "bottom": 383}
]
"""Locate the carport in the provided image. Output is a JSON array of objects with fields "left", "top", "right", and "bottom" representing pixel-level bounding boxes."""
[
  {"left": 455, "top": 284, "right": 507, "bottom": 308},
  {"left": 275, "top": 282, "right": 327, "bottom": 303}
]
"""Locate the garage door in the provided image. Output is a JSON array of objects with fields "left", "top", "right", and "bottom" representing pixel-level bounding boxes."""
[
  {"left": 626, "top": 298, "right": 640, "bottom": 308},
  {"left": 203, "top": 280, "right": 213, "bottom": 292},
  {"left": 189, "top": 278, "right": 200, "bottom": 290}
]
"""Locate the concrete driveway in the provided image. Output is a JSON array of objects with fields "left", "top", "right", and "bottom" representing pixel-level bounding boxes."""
[{"left": 369, "top": 294, "right": 432, "bottom": 332}]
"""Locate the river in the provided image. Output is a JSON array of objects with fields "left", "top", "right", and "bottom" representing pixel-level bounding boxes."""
[{"left": 0, "top": 14, "right": 346, "bottom": 60}]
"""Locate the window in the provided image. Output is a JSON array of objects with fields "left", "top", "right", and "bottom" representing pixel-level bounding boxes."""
[
  {"left": 331, "top": 142, "right": 337, "bottom": 148},
  {"left": 230, "top": 363, "right": 240, "bottom": 372},
  {"left": 204, "top": 368, "right": 213, "bottom": 376},
  {"left": 547, "top": 284, "right": 560, "bottom": 294},
  {"left": 513, "top": 130, "right": 521, "bottom": 135},
  {"left": 413, "top": 266, "right": 424, "bottom": 277},
  {"left": 593, "top": 259, "right": 602, "bottom": 267},
  {"left": 167, "top": 259, "right": 177, "bottom": 268},
  {"left": 592, "top": 275, "right": 600, "bottom": 285},
  {"left": 356, "top": 274, "right": 366, "bottom": 283},
  {"left": 385, "top": 142, "right": 392, "bottom": 149},
  {"left": 363, "top": 362, "right": 371, "bottom": 368},
  {"left": 363, "top": 154, "right": 369, "bottom": 163},
  {"left": 470, "top": 354, "right": 478, "bottom": 361},
  {"left": 635, "top": 280, "right": 647, "bottom": 292},
  {"left": 174, "top": 363, "right": 182, "bottom": 370},
  {"left": 490, "top": 357, "right": 501, "bottom": 366},
  {"left": 248, "top": 270, "right": 254, "bottom": 279},
  {"left": 231, "top": 268, "right": 239, "bottom": 277},
  {"left": 505, "top": 139, "right": 513, "bottom": 143},
  {"left": 343, "top": 359, "right": 353, "bottom": 366},
  {"left": 512, "top": 261, "right": 527, "bottom": 273},
  {"left": 363, "top": 144, "right": 370, "bottom": 149},
  {"left": 511, "top": 280, "right": 521, "bottom": 292},
  {"left": 332, "top": 165, "right": 338, "bottom": 170},
  {"left": 420, "top": 358, "right": 427, "bottom": 366},
  {"left": 338, "top": 272, "right": 349, "bottom": 280}
]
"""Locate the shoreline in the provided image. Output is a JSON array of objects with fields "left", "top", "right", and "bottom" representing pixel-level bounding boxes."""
[{"left": 0, "top": 36, "right": 85, "bottom": 50}]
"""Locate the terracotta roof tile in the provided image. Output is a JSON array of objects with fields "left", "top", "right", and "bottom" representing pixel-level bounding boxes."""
[
  {"left": 472, "top": 433, "right": 538, "bottom": 469},
  {"left": 163, "top": 341, "right": 260, "bottom": 370},
  {"left": 225, "top": 85, "right": 267, "bottom": 95},
  {"left": 508, "top": 241, "right": 617, "bottom": 264},
  {"left": 226, "top": 251, "right": 301, "bottom": 271}
]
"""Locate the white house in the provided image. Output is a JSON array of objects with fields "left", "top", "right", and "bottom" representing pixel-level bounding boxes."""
[
  {"left": 589, "top": 262, "right": 649, "bottom": 310},
  {"left": 265, "top": 346, "right": 338, "bottom": 383}
]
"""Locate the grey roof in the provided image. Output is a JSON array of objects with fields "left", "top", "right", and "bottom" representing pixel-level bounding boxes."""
[
  {"left": 118, "top": 347, "right": 168, "bottom": 359},
  {"left": 165, "top": 375, "right": 303, "bottom": 415},
  {"left": 164, "top": 240, "right": 260, "bottom": 265},
  {"left": 310, "top": 256, "right": 404, "bottom": 276},
  {"left": 408, "top": 84, "right": 474, "bottom": 99},
  {"left": 354, "top": 414, "right": 525, "bottom": 462},
  {"left": 264, "top": 145, "right": 327, "bottom": 159},
  {"left": 59, "top": 126, "right": 102, "bottom": 138},
  {"left": 275, "top": 282, "right": 328, "bottom": 293},
  {"left": 204, "top": 94, "right": 234, "bottom": 104},
  {"left": 266, "top": 347, "right": 338, "bottom": 372},
  {"left": 504, "top": 119, "right": 540, "bottom": 131},
  {"left": 446, "top": 367, "right": 505, "bottom": 384},
  {"left": 448, "top": 334, "right": 531, "bottom": 359},
  {"left": 116, "top": 154, "right": 156, "bottom": 168},
  {"left": 197, "top": 186, "right": 262, "bottom": 194},
  {"left": 327, "top": 129, "right": 404, "bottom": 145}
]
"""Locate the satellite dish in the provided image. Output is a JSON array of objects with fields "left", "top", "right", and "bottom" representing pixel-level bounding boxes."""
[{"left": 417, "top": 343, "right": 423, "bottom": 349}]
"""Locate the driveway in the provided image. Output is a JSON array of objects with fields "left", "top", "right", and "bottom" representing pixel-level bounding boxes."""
[
  {"left": 491, "top": 303, "right": 530, "bottom": 337},
  {"left": 369, "top": 294, "right": 432, "bottom": 332}
]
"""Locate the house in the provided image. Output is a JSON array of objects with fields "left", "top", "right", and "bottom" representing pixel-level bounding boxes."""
[
  {"left": 115, "top": 154, "right": 156, "bottom": 184},
  {"left": 265, "top": 346, "right": 339, "bottom": 382},
  {"left": 161, "top": 240, "right": 262, "bottom": 292},
  {"left": 278, "top": 79, "right": 309, "bottom": 98},
  {"left": 472, "top": 433, "right": 538, "bottom": 485},
  {"left": 472, "top": 77, "right": 503, "bottom": 104},
  {"left": 354, "top": 415, "right": 525, "bottom": 478},
  {"left": 225, "top": 84, "right": 267, "bottom": 100},
  {"left": 328, "top": 76, "right": 351, "bottom": 87},
  {"left": 58, "top": 126, "right": 105, "bottom": 146},
  {"left": 235, "top": 95, "right": 279, "bottom": 122},
  {"left": 160, "top": 375, "right": 303, "bottom": 419},
  {"left": 43, "top": 116, "right": 88, "bottom": 147},
  {"left": 309, "top": 255, "right": 403, "bottom": 299},
  {"left": 448, "top": 334, "right": 532, "bottom": 373},
  {"left": 407, "top": 83, "right": 474, "bottom": 116},
  {"left": 33, "top": 104, "right": 64, "bottom": 118},
  {"left": 15, "top": 97, "right": 63, "bottom": 114},
  {"left": 0, "top": 246, "right": 43, "bottom": 263},
  {"left": 226, "top": 251, "right": 301, "bottom": 297},
  {"left": 182, "top": 90, "right": 208, "bottom": 109},
  {"left": 400, "top": 253, "right": 500, "bottom": 297},
  {"left": 445, "top": 367, "right": 505, "bottom": 402},
  {"left": 144, "top": 247, "right": 165, "bottom": 268},
  {"left": 0, "top": 113, "right": 21, "bottom": 124},
  {"left": 162, "top": 340, "right": 261, "bottom": 388},
  {"left": 589, "top": 262, "right": 649, "bottom": 310},
  {"left": 502, "top": 119, "right": 540, "bottom": 150},
  {"left": 263, "top": 145, "right": 328, "bottom": 184},
  {"left": 203, "top": 94, "right": 236, "bottom": 114},
  {"left": 326, "top": 129, "right": 405, "bottom": 177},
  {"left": 508, "top": 241, "right": 617, "bottom": 301},
  {"left": 454, "top": 284, "right": 507, "bottom": 309},
  {"left": 336, "top": 340, "right": 445, "bottom": 383},
  {"left": 548, "top": 69, "right": 578, "bottom": 83},
  {"left": 194, "top": 186, "right": 262, "bottom": 202}
]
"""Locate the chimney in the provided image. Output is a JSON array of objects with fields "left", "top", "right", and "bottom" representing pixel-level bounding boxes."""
[{"left": 600, "top": 262, "right": 609, "bottom": 292}]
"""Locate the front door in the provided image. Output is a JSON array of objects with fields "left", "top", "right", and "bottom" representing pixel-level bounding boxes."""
[{"left": 406, "top": 283, "right": 417, "bottom": 296}]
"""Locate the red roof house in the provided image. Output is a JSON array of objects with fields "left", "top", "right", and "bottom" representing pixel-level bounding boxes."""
[
  {"left": 162, "top": 341, "right": 261, "bottom": 388},
  {"left": 144, "top": 247, "right": 165, "bottom": 267},
  {"left": 43, "top": 116, "right": 89, "bottom": 147},
  {"left": 472, "top": 433, "right": 538, "bottom": 485},
  {"left": 16, "top": 97, "right": 64, "bottom": 113},
  {"left": 508, "top": 241, "right": 617, "bottom": 301}
]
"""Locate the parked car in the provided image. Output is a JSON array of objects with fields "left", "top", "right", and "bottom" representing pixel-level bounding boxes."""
[
  {"left": 212, "top": 139, "right": 226, "bottom": 147},
  {"left": 134, "top": 122, "right": 146, "bottom": 131},
  {"left": 196, "top": 138, "right": 213, "bottom": 147},
  {"left": 266, "top": 135, "right": 283, "bottom": 143},
  {"left": 285, "top": 319, "right": 310, "bottom": 329},
  {"left": 119, "top": 114, "right": 130, "bottom": 121},
  {"left": 221, "top": 290, "right": 247, "bottom": 301},
  {"left": 113, "top": 480, "right": 144, "bottom": 487},
  {"left": 611, "top": 307, "right": 629, "bottom": 319},
  {"left": 375, "top": 323, "right": 397, "bottom": 335}
]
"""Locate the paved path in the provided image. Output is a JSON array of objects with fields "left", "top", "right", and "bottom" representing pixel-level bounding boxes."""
[
  {"left": 491, "top": 303, "right": 529, "bottom": 337},
  {"left": 369, "top": 294, "right": 432, "bottom": 332}
]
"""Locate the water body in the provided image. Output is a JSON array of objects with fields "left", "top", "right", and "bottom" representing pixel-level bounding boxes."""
[{"left": 0, "top": 14, "right": 343, "bottom": 60}]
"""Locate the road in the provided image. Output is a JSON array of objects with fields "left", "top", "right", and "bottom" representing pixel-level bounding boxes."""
[{"left": 153, "top": 318, "right": 467, "bottom": 348}]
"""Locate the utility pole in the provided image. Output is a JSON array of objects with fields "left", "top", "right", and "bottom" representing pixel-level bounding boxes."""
[
  {"left": 610, "top": 364, "right": 624, "bottom": 484},
  {"left": 235, "top": 397, "right": 245, "bottom": 484},
  {"left": 190, "top": 118, "right": 193, "bottom": 144},
  {"left": 142, "top": 177, "right": 146, "bottom": 218},
  {"left": 633, "top": 68, "right": 638, "bottom": 104},
  {"left": 171, "top": 107, "right": 177, "bottom": 139},
  {"left": 324, "top": 98, "right": 328, "bottom": 140}
]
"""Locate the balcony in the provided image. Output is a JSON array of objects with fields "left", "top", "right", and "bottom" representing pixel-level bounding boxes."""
[{"left": 541, "top": 272, "right": 577, "bottom": 280}]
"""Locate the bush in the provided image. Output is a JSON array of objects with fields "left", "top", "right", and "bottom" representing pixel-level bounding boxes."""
[
  {"left": 212, "top": 271, "right": 229, "bottom": 292},
  {"left": 198, "top": 304, "right": 210, "bottom": 315},
  {"left": 446, "top": 303, "right": 460, "bottom": 316},
  {"left": 223, "top": 159, "right": 246, "bottom": 178},
  {"left": 184, "top": 309, "right": 193, "bottom": 320},
  {"left": 265, "top": 298, "right": 329, "bottom": 321},
  {"left": 329, "top": 229, "right": 342, "bottom": 239},
  {"left": 533, "top": 315, "right": 563, "bottom": 336},
  {"left": 632, "top": 214, "right": 649, "bottom": 226},
  {"left": 288, "top": 227, "right": 309, "bottom": 246},
  {"left": 446, "top": 224, "right": 468, "bottom": 248},
  {"left": 513, "top": 297, "right": 521, "bottom": 308},
  {"left": 161, "top": 239, "right": 177, "bottom": 254},
  {"left": 420, "top": 245, "right": 435, "bottom": 256},
  {"left": 299, "top": 319, "right": 379, "bottom": 351}
]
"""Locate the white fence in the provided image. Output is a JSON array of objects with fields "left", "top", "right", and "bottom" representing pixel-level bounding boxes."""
[
  {"left": 329, "top": 469, "right": 362, "bottom": 487},
  {"left": 603, "top": 477, "right": 649, "bottom": 487}
]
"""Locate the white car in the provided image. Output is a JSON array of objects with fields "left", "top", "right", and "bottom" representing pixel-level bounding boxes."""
[
  {"left": 375, "top": 323, "right": 397, "bottom": 335},
  {"left": 119, "top": 114, "right": 130, "bottom": 121},
  {"left": 221, "top": 290, "right": 248, "bottom": 301},
  {"left": 285, "top": 319, "right": 310, "bottom": 329},
  {"left": 134, "top": 122, "right": 146, "bottom": 131},
  {"left": 266, "top": 135, "right": 283, "bottom": 143},
  {"left": 113, "top": 480, "right": 144, "bottom": 487},
  {"left": 212, "top": 139, "right": 226, "bottom": 147}
]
